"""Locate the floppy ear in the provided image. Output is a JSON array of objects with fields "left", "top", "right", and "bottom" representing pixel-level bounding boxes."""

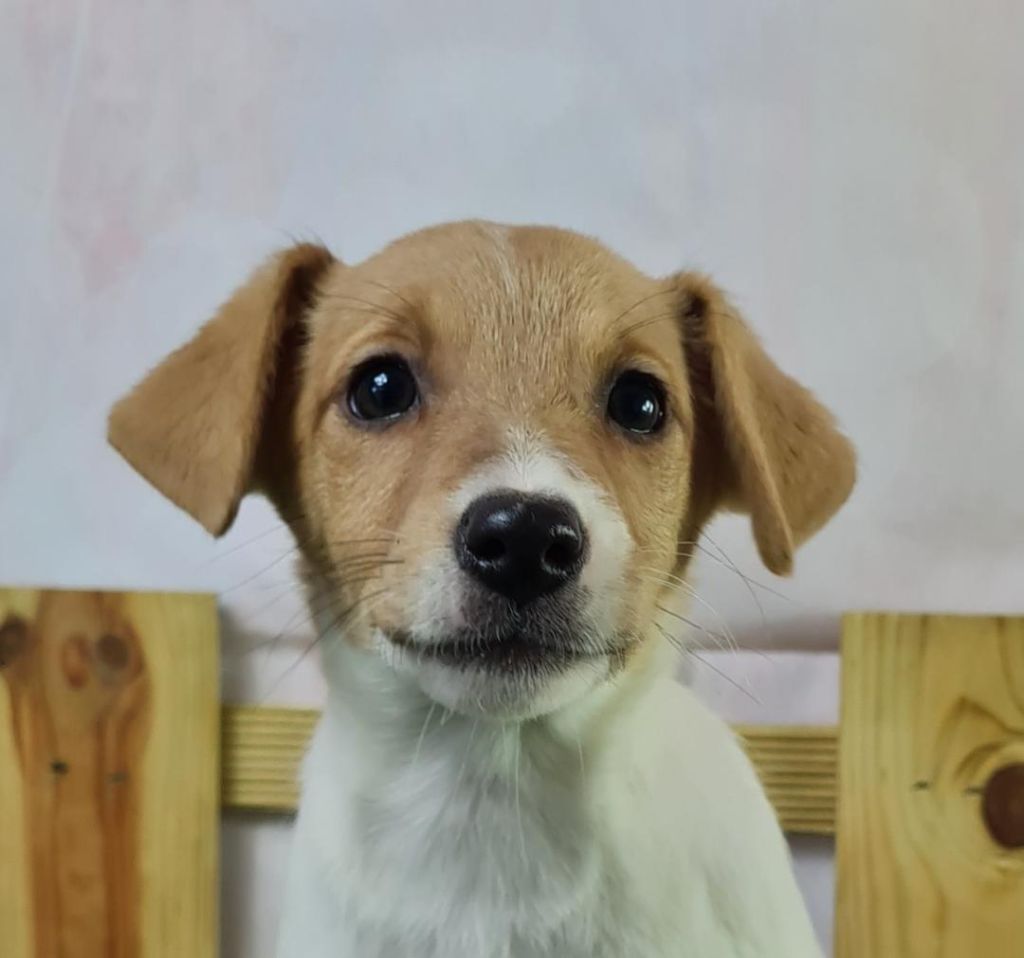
[
  {"left": 674, "top": 273, "right": 856, "bottom": 576},
  {"left": 108, "top": 243, "right": 335, "bottom": 536}
]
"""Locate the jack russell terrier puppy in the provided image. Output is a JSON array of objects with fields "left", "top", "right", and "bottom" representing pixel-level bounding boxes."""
[{"left": 109, "top": 221, "right": 854, "bottom": 957}]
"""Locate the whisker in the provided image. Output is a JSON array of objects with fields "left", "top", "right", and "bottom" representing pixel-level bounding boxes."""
[
  {"left": 636, "top": 566, "right": 741, "bottom": 655},
  {"left": 248, "top": 573, "right": 386, "bottom": 654},
  {"left": 617, "top": 309, "right": 687, "bottom": 342},
  {"left": 413, "top": 702, "right": 439, "bottom": 766},
  {"left": 685, "top": 648, "right": 760, "bottom": 704},
  {"left": 211, "top": 519, "right": 395, "bottom": 581},
  {"left": 654, "top": 622, "right": 760, "bottom": 705},
  {"left": 320, "top": 292, "right": 406, "bottom": 323},
  {"left": 220, "top": 543, "right": 400, "bottom": 596},
  {"left": 245, "top": 579, "right": 310, "bottom": 623},
  {"left": 263, "top": 587, "right": 392, "bottom": 699},
  {"left": 220, "top": 544, "right": 305, "bottom": 596},
  {"left": 610, "top": 288, "right": 679, "bottom": 330},
  {"left": 203, "top": 508, "right": 310, "bottom": 564},
  {"left": 331, "top": 556, "right": 405, "bottom": 578},
  {"left": 258, "top": 562, "right": 415, "bottom": 658},
  {"left": 654, "top": 601, "right": 735, "bottom": 657},
  {"left": 513, "top": 727, "right": 527, "bottom": 861},
  {"left": 453, "top": 718, "right": 482, "bottom": 844},
  {"left": 358, "top": 277, "right": 417, "bottom": 314},
  {"left": 698, "top": 532, "right": 790, "bottom": 630},
  {"left": 324, "top": 533, "right": 401, "bottom": 546},
  {"left": 211, "top": 511, "right": 394, "bottom": 572},
  {"left": 677, "top": 539, "right": 795, "bottom": 605}
]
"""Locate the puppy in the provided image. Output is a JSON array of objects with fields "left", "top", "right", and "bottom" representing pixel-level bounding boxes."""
[{"left": 109, "top": 222, "right": 854, "bottom": 957}]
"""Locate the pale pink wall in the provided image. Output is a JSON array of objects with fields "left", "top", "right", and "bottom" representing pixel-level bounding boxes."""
[{"left": 3, "top": 2, "right": 1023, "bottom": 954}]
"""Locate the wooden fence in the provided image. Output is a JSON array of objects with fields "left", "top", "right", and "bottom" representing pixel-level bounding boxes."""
[{"left": 2, "top": 589, "right": 1022, "bottom": 956}]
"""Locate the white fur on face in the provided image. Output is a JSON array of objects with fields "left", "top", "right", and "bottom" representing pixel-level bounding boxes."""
[{"left": 386, "top": 427, "right": 635, "bottom": 717}]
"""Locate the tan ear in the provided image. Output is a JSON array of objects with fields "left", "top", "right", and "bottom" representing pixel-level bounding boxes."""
[
  {"left": 675, "top": 273, "right": 856, "bottom": 576},
  {"left": 108, "top": 243, "right": 335, "bottom": 536}
]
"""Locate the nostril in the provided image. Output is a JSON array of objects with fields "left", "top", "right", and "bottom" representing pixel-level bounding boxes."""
[
  {"left": 543, "top": 534, "right": 581, "bottom": 571},
  {"left": 473, "top": 535, "right": 506, "bottom": 562}
]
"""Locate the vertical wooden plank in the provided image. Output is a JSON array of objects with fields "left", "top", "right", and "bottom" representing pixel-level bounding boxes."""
[
  {"left": 836, "top": 613, "right": 1024, "bottom": 957},
  {"left": 0, "top": 589, "right": 218, "bottom": 958},
  {"left": 0, "top": 591, "right": 39, "bottom": 958}
]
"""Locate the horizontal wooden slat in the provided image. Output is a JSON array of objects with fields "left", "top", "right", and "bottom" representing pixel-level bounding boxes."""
[
  {"left": 221, "top": 707, "right": 839, "bottom": 834},
  {"left": 736, "top": 724, "right": 838, "bottom": 835},
  {"left": 221, "top": 706, "right": 317, "bottom": 813}
]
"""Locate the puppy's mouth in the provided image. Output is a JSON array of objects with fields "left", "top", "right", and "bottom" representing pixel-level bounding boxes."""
[{"left": 389, "top": 628, "right": 622, "bottom": 673}]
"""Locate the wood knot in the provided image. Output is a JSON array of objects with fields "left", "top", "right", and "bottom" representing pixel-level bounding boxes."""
[
  {"left": 0, "top": 615, "right": 28, "bottom": 668},
  {"left": 97, "top": 633, "right": 130, "bottom": 670},
  {"left": 982, "top": 763, "right": 1024, "bottom": 849}
]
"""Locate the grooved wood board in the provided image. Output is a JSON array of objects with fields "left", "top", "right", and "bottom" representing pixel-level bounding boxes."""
[
  {"left": 836, "top": 613, "right": 1024, "bottom": 957},
  {"left": 221, "top": 704, "right": 317, "bottom": 813},
  {"left": 220, "top": 704, "right": 839, "bottom": 834},
  {"left": 0, "top": 589, "right": 219, "bottom": 958},
  {"left": 739, "top": 725, "right": 837, "bottom": 835}
]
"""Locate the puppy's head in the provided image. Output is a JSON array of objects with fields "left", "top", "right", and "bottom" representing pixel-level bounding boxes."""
[{"left": 109, "top": 222, "right": 854, "bottom": 717}]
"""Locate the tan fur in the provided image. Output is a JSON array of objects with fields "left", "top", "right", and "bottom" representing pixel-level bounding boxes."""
[
  {"left": 108, "top": 243, "right": 334, "bottom": 535},
  {"left": 673, "top": 273, "right": 856, "bottom": 575},
  {"left": 109, "top": 221, "right": 855, "bottom": 651}
]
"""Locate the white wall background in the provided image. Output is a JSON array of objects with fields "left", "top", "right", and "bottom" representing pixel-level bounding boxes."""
[{"left": 2, "top": 1, "right": 1022, "bottom": 954}]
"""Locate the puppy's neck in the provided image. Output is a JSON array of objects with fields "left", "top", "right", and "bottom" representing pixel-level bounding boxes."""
[
  {"left": 317, "top": 626, "right": 662, "bottom": 797},
  {"left": 297, "top": 620, "right": 678, "bottom": 945}
]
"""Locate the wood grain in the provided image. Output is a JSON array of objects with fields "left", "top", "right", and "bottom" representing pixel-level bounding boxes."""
[
  {"left": 221, "top": 704, "right": 839, "bottom": 833},
  {"left": 737, "top": 724, "right": 837, "bottom": 835},
  {"left": 0, "top": 589, "right": 219, "bottom": 958},
  {"left": 221, "top": 704, "right": 317, "bottom": 813},
  {"left": 836, "top": 613, "right": 1024, "bottom": 957}
]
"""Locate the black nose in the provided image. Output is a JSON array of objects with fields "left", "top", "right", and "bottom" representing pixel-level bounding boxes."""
[{"left": 455, "top": 492, "right": 588, "bottom": 605}]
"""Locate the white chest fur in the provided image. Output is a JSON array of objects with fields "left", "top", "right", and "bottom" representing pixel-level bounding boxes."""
[{"left": 276, "top": 645, "right": 822, "bottom": 958}]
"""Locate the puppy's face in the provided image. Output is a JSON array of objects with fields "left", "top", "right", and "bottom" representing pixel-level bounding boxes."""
[
  {"left": 294, "top": 226, "right": 693, "bottom": 714},
  {"left": 109, "top": 222, "right": 855, "bottom": 718}
]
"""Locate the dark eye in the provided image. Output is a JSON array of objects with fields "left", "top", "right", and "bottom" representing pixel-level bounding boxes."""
[
  {"left": 347, "top": 356, "right": 419, "bottom": 422},
  {"left": 607, "top": 371, "right": 666, "bottom": 435}
]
